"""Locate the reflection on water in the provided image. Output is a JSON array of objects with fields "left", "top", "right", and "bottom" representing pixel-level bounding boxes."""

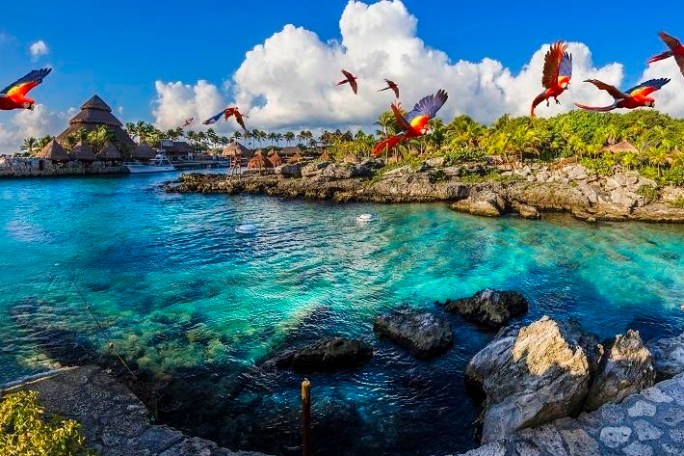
[{"left": 1, "top": 172, "right": 683, "bottom": 455}]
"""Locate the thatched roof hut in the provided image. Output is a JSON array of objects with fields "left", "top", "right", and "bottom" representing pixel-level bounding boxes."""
[
  {"left": 269, "top": 151, "right": 283, "bottom": 166},
  {"left": 132, "top": 141, "right": 156, "bottom": 160},
  {"left": 247, "top": 153, "right": 273, "bottom": 169},
  {"left": 319, "top": 150, "right": 333, "bottom": 162},
  {"left": 288, "top": 151, "right": 303, "bottom": 164},
  {"left": 223, "top": 142, "right": 252, "bottom": 158},
  {"left": 281, "top": 146, "right": 301, "bottom": 158},
  {"left": 36, "top": 139, "right": 69, "bottom": 162},
  {"left": 70, "top": 142, "right": 96, "bottom": 162},
  {"left": 343, "top": 152, "right": 360, "bottom": 164},
  {"left": 56, "top": 95, "right": 135, "bottom": 157},
  {"left": 605, "top": 140, "right": 638, "bottom": 154},
  {"left": 97, "top": 141, "right": 123, "bottom": 161}
]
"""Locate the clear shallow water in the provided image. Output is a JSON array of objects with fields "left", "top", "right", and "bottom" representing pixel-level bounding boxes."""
[{"left": 1, "top": 172, "right": 684, "bottom": 455}]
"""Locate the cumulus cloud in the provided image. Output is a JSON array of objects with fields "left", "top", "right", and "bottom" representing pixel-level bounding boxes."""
[
  {"left": 151, "top": 0, "right": 683, "bottom": 133},
  {"left": 0, "top": 106, "right": 67, "bottom": 154},
  {"left": 29, "top": 40, "right": 49, "bottom": 59}
]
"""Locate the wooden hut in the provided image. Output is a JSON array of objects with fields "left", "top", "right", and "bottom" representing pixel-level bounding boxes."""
[
  {"left": 56, "top": 95, "right": 135, "bottom": 157},
  {"left": 247, "top": 151, "right": 273, "bottom": 169},
  {"left": 269, "top": 151, "right": 283, "bottom": 166},
  {"left": 343, "top": 152, "right": 360, "bottom": 164},
  {"left": 36, "top": 139, "right": 69, "bottom": 162},
  {"left": 319, "top": 150, "right": 333, "bottom": 162},
  {"left": 132, "top": 141, "right": 157, "bottom": 161},
  {"left": 70, "top": 142, "right": 96, "bottom": 162},
  {"left": 97, "top": 141, "right": 123, "bottom": 161},
  {"left": 281, "top": 146, "right": 301, "bottom": 158},
  {"left": 605, "top": 140, "right": 638, "bottom": 154},
  {"left": 222, "top": 142, "right": 252, "bottom": 159},
  {"left": 288, "top": 151, "right": 303, "bottom": 164}
]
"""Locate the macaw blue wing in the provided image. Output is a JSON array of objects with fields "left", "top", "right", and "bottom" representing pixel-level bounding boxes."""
[
  {"left": 406, "top": 89, "right": 448, "bottom": 122},
  {"left": 0, "top": 67, "right": 52, "bottom": 96},
  {"left": 625, "top": 78, "right": 670, "bottom": 97},
  {"left": 202, "top": 110, "right": 224, "bottom": 125},
  {"left": 559, "top": 52, "right": 572, "bottom": 78}
]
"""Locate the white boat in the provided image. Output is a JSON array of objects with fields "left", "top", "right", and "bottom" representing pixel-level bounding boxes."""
[
  {"left": 356, "top": 213, "right": 376, "bottom": 223},
  {"left": 125, "top": 154, "right": 176, "bottom": 174},
  {"left": 235, "top": 224, "right": 257, "bottom": 234}
]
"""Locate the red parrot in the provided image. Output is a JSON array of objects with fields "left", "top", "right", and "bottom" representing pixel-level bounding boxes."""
[
  {"left": 0, "top": 68, "right": 52, "bottom": 111},
  {"left": 575, "top": 78, "right": 670, "bottom": 112},
  {"left": 182, "top": 117, "right": 194, "bottom": 128},
  {"left": 336, "top": 69, "right": 358, "bottom": 94},
  {"left": 378, "top": 79, "right": 399, "bottom": 98},
  {"left": 648, "top": 31, "right": 684, "bottom": 78},
  {"left": 530, "top": 42, "right": 572, "bottom": 117},
  {"left": 202, "top": 107, "right": 247, "bottom": 130},
  {"left": 372, "top": 89, "right": 448, "bottom": 156}
]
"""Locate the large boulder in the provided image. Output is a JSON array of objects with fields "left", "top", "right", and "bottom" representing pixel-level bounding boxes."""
[
  {"left": 465, "top": 316, "right": 597, "bottom": 443},
  {"left": 440, "top": 289, "right": 529, "bottom": 329},
  {"left": 266, "top": 337, "right": 373, "bottom": 372},
  {"left": 373, "top": 308, "right": 453, "bottom": 359},
  {"left": 646, "top": 331, "right": 684, "bottom": 380},
  {"left": 301, "top": 161, "right": 330, "bottom": 178},
  {"left": 321, "top": 163, "right": 353, "bottom": 180},
  {"left": 450, "top": 190, "right": 506, "bottom": 217},
  {"left": 275, "top": 163, "right": 302, "bottom": 178},
  {"left": 584, "top": 330, "right": 655, "bottom": 411}
]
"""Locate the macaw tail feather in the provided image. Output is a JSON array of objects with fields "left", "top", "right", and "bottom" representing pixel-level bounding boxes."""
[
  {"left": 648, "top": 50, "right": 674, "bottom": 64},
  {"left": 530, "top": 92, "right": 546, "bottom": 117},
  {"left": 574, "top": 102, "right": 616, "bottom": 112},
  {"left": 372, "top": 134, "right": 405, "bottom": 156}
]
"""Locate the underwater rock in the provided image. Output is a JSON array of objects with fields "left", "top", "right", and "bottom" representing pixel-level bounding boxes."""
[
  {"left": 266, "top": 337, "right": 373, "bottom": 372},
  {"left": 440, "top": 289, "right": 529, "bottom": 329},
  {"left": 373, "top": 308, "right": 453, "bottom": 359}
]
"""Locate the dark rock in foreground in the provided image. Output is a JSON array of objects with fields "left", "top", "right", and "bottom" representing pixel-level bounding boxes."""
[
  {"left": 647, "top": 331, "right": 684, "bottom": 380},
  {"left": 585, "top": 330, "right": 655, "bottom": 411},
  {"left": 266, "top": 337, "right": 373, "bottom": 372},
  {"left": 440, "top": 289, "right": 529, "bottom": 329},
  {"left": 374, "top": 308, "right": 453, "bottom": 359}
]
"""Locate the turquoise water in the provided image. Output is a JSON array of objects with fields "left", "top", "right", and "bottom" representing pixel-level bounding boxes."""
[{"left": 1, "top": 172, "right": 684, "bottom": 455}]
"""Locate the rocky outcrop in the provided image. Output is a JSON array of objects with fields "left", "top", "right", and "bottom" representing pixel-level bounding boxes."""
[
  {"left": 450, "top": 189, "right": 505, "bottom": 217},
  {"left": 466, "top": 317, "right": 598, "bottom": 443},
  {"left": 440, "top": 289, "right": 529, "bottom": 329},
  {"left": 274, "top": 163, "right": 302, "bottom": 178},
  {"left": 585, "top": 330, "right": 655, "bottom": 411},
  {"left": 647, "top": 331, "right": 684, "bottom": 380},
  {"left": 265, "top": 337, "right": 373, "bottom": 372},
  {"left": 373, "top": 308, "right": 453, "bottom": 359}
]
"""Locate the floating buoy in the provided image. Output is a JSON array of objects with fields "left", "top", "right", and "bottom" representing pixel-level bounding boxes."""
[
  {"left": 235, "top": 224, "right": 257, "bottom": 234},
  {"left": 356, "top": 213, "right": 375, "bottom": 223}
]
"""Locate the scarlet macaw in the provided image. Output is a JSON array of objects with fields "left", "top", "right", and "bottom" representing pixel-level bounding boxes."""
[
  {"left": 575, "top": 78, "right": 670, "bottom": 112},
  {"left": 0, "top": 68, "right": 52, "bottom": 111},
  {"left": 182, "top": 117, "right": 194, "bottom": 128},
  {"left": 203, "top": 107, "right": 247, "bottom": 130},
  {"left": 337, "top": 69, "right": 358, "bottom": 94},
  {"left": 372, "top": 89, "right": 448, "bottom": 156},
  {"left": 530, "top": 42, "right": 572, "bottom": 117},
  {"left": 648, "top": 31, "right": 684, "bottom": 78},
  {"left": 378, "top": 79, "right": 399, "bottom": 98}
]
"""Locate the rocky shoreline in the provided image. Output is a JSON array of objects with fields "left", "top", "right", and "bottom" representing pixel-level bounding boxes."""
[{"left": 166, "top": 158, "right": 684, "bottom": 223}]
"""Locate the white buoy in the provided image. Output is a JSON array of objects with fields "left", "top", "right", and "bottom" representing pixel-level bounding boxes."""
[
  {"left": 356, "top": 213, "right": 375, "bottom": 223},
  {"left": 235, "top": 224, "right": 257, "bottom": 234}
]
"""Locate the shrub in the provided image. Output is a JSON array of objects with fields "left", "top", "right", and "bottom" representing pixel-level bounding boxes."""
[
  {"left": 663, "top": 166, "right": 684, "bottom": 186},
  {"left": 0, "top": 390, "right": 95, "bottom": 456},
  {"left": 670, "top": 197, "right": 684, "bottom": 209},
  {"left": 636, "top": 184, "right": 659, "bottom": 204},
  {"left": 443, "top": 148, "right": 485, "bottom": 166}
]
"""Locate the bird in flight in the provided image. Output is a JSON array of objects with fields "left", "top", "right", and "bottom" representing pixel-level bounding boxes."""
[
  {"left": 530, "top": 41, "right": 572, "bottom": 117},
  {"left": 336, "top": 69, "right": 359, "bottom": 94},
  {"left": 378, "top": 79, "right": 400, "bottom": 98},
  {"left": 0, "top": 68, "right": 52, "bottom": 111},
  {"left": 182, "top": 117, "right": 194, "bottom": 128},
  {"left": 648, "top": 31, "right": 684, "bottom": 78},
  {"left": 372, "top": 89, "right": 448, "bottom": 156},
  {"left": 203, "top": 107, "right": 247, "bottom": 130},
  {"left": 575, "top": 78, "right": 670, "bottom": 112}
]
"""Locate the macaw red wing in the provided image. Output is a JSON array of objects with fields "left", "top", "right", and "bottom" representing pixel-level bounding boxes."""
[
  {"left": 372, "top": 133, "right": 405, "bottom": 156},
  {"left": 391, "top": 101, "right": 412, "bottom": 132},
  {"left": 0, "top": 67, "right": 52, "bottom": 97},
  {"left": 583, "top": 79, "right": 628, "bottom": 99},
  {"left": 626, "top": 78, "right": 670, "bottom": 98},
  {"left": 541, "top": 42, "right": 567, "bottom": 89},
  {"left": 223, "top": 108, "right": 236, "bottom": 120},
  {"left": 233, "top": 111, "right": 247, "bottom": 131},
  {"left": 379, "top": 79, "right": 399, "bottom": 98},
  {"left": 658, "top": 31, "right": 682, "bottom": 51},
  {"left": 340, "top": 69, "right": 358, "bottom": 94},
  {"left": 405, "top": 89, "right": 448, "bottom": 124}
]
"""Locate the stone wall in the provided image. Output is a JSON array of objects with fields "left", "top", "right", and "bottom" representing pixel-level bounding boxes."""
[{"left": 0, "top": 157, "right": 127, "bottom": 177}]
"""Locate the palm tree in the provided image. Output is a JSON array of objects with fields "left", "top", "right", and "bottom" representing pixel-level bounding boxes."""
[
  {"left": 284, "top": 131, "right": 295, "bottom": 147},
  {"left": 21, "top": 137, "right": 38, "bottom": 155}
]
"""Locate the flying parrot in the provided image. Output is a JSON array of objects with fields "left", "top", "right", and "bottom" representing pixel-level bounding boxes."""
[
  {"left": 378, "top": 79, "right": 399, "bottom": 98},
  {"left": 336, "top": 69, "right": 359, "bottom": 94},
  {"left": 530, "top": 42, "right": 572, "bottom": 117},
  {"left": 575, "top": 78, "right": 670, "bottom": 112},
  {"left": 648, "top": 31, "right": 684, "bottom": 78},
  {"left": 202, "top": 107, "right": 247, "bottom": 130},
  {"left": 0, "top": 68, "right": 52, "bottom": 111},
  {"left": 182, "top": 117, "right": 194, "bottom": 128},
  {"left": 372, "top": 89, "right": 448, "bottom": 156}
]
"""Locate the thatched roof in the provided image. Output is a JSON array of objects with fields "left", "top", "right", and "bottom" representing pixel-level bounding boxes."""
[
  {"left": 97, "top": 141, "right": 123, "bottom": 160},
  {"left": 267, "top": 148, "right": 276, "bottom": 156},
  {"left": 36, "top": 139, "right": 69, "bottom": 162},
  {"left": 162, "top": 141, "right": 193, "bottom": 154},
  {"left": 319, "top": 150, "right": 332, "bottom": 161},
  {"left": 343, "top": 152, "right": 360, "bottom": 164},
  {"left": 281, "top": 146, "right": 301, "bottom": 157},
  {"left": 223, "top": 142, "right": 252, "bottom": 158},
  {"left": 247, "top": 154, "right": 273, "bottom": 169},
  {"left": 70, "top": 142, "right": 96, "bottom": 161},
  {"left": 605, "top": 140, "right": 638, "bottom": 154},
  {"left": 288, "top": 151, "right": 303, "bottom": 164},
  {"left": 133, "top": 141, "right": 157, "bottom": 160},
  {"left": 269, "top": 151, "right": 283, "bottom": 166}
]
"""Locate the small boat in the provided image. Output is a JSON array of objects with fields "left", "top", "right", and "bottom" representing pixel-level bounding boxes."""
[
  {"left": 125, "top": 154, "right": 176, "bottom": 174},
  {"left": 235, "top": 224, "right": 257, "bottom": 234},
  {"left": 356, "top": 213, "right": 376, "bottom": 223}
]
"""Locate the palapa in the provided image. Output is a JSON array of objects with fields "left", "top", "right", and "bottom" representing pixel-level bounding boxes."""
[
  {"left": 223, "top": 142, "right": 252, "bottom": 158},
  {"left": 318, "top": 150, "right": 332, "bottom": 162},
  {"left": 132, "top": 141, "right": 157, "bottom": 160},
  {"left": 605, "top": 140, "right": 638, "bottom": 154},
  {"left": 343, "top": 152, "right": 360, "bottom": 164},
  {"left": 36, "top": 139, "right": 70, "bottom": 162},
  {"left": 288, "top": 151, "right": 303, "bottom": 163},
  {"left": 97, "top": 141, "right": 123, "bottom": 161},
  {"left": 70, "top": 141, "right": 97, "bottom": 161},
  {"left": 269, "top": 151, "right": 283, "bottom": 166},
  {"left": 247, "top": 153, "right": 273, "bottom": 169}
]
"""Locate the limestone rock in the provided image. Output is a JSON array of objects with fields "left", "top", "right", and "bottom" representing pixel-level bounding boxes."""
[
  {"left": 374, "top": 308, "right": 453, "bottom": 359},
  {"left": 441, "top": 289, "right": 529, "bottom": 329},
  {"left": 274, "top": 163, "right": 302, "bottom": 178},
  {"left": 301, "top": 161, "right": 330, "bottom": 178},
  {"left": 647, "top": 332, "right": 684, "bottom": 380},
  {"left": 450, "top": 190, "right": 506, "bottom": 217},
  {"left": 266, "top": 337, "right": 373, "bottom": 372}
]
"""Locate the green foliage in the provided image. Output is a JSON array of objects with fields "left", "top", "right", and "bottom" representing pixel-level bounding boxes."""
[
  {"left": 0, "top": 390, "right": 95, "bottom": 456},
  {"left": 663, "top": 166, "right": 684, "bottom": 186},
  {"left": 670, "top": 197, "right": 684, "bottom": 209},
  {"left": 636, "top": 184, "right": 659, "bottom": 204},
  {"left": 443, "top": 148, "right": 485, "bottom": 166},
  {"left": 579, "top": 158, "right": 614, "bottom": 176}
]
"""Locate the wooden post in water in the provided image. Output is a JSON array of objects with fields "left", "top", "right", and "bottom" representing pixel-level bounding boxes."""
[{"left": 301, "top": 378, "right": 311, "bottom": 456}]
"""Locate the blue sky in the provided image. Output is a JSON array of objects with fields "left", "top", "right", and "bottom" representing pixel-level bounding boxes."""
[{"left": 0, "top": 0, "right": 683, "bottom": 149}]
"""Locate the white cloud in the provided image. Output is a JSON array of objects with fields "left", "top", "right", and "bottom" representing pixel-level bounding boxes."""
[
  {"left": 151, "top": 0, "right": 683, "bottom": 133},
  {"left": 640, "top": 58, "right": 684, "bottom": 117},
  {"left": 0, "top": 106, "right": 67, "bottom": 154},
  {"left": 29, "top": 40, "right": 49, "bottom": 59}
]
